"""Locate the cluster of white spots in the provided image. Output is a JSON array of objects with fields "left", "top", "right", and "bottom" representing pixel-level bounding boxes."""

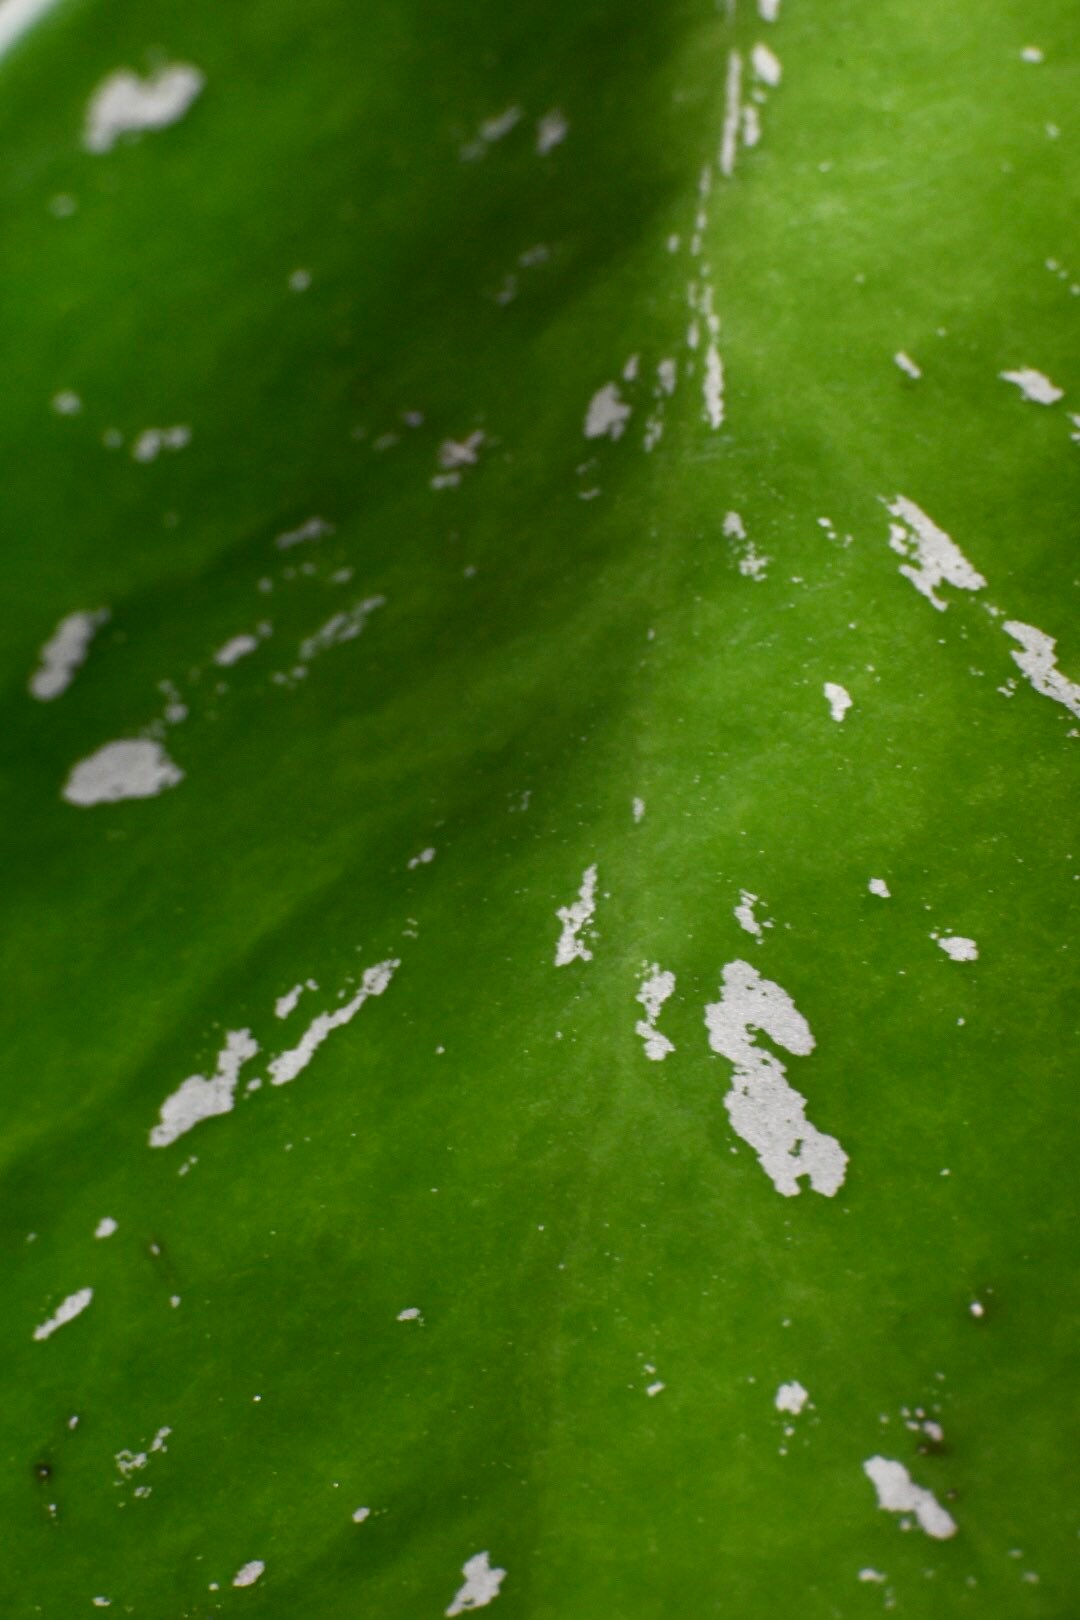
[
  {"left": 774, "top": 1380, "right": 809, "bottom": 1414},
  {"left": 33, "top": 1286, "right": 93, "bottom": 1341},
  {"left": 268, "top": 960, "right": 399, "bottom": 1086},
  {"left": 115, "top": 1427, "right": 171, "bottom": 1479},
  {"left": 554, "top": 864, "right": 599, "bottom": 966},
  {"left": 1003, "top": 621, "right": 1080, "bottom": 718},
  {"left": 1020, "top": 45, "right": 1045, "bottom": 63},
  {"left": 722, "top": 511, "right": 770, "bottom": 581},
  {"left": 703, "top": 343, "right": 725, "bottom": 429},
  {"left": 460, "top": 106, "right": 521, "bottom": 161},
  {"left": 999, "top": 367, "right": 1063, "bottom": 405},
  {"left": 868, "top": 877, "right": 891, "bottom": 899},
  {"left": 535, "top": 108, "right": 568, "bottom": 154},
  {"left": 751, "top": 43, "right": 782, "bottom": 87},
  {"left": 407, "top": 846, "right": 436, "bottom": 869},
  {"left": 704, "top": 961, "right": 847, "bottom": 1198},
  {"left": 28, "top": 608, "right": 109, "bottom": 700},
  {"left": 352, "top": 1506, "right": 371, "bottom": 1523},
  {"left": 635, "top": 964, "right": 676, "bottom": 1061},
  {"left": 150, "top": 1029, "right": 258, "bottom": 1147},
  {"left": 232, "top": 1561, "right": 265, "bottom": 1589},
  {"left": 274, "top": 979, "right": 317, "bottom": 1019},
  {"left": 83, "top": 63, "right": 205, "bottom": 154},
  {"left": 934, "top": 934, "right": 978, "bottom": 962},
  {"left": 275, "top": 516, "right": 334, "bottom": 550},
  {"left": 734, "top": 889, "right": 772, "bottom": 940},
  {"left": 863, "top": 1457, "right": 957, "bottom": 1540},
  {"left": 298, "top": 596, "right": 385, "bottom": 661},
  {"left": 894, "top": 351, "right": 922, "bottom": 379},
  {"left": 824, "top": 681, "right": 852, "bottom": 722},
  {"left": 131, "top": 425, "right": 191, "bottom": 463},
  {"left": 94, "top": 1216, "right": 118, "bottom": 1239},
  {"left": 214, "top": 633, "right": 259, "bottom": 668},
  {"left": 63, "top": 738, "right": 184, "bottom": 806},
  {"left": 446, "top": 1552, "right": 506, "bottom": 1616},
  {"left": 643, "top": 359, "right": 679, "bottom": 451},
  {"left": 883, "top": 495, "right": 987, "bottom": 611},
  {"left": 584, "top": 382, "right": 632, "bottom": 441},
  {"left": 396, "top": 1306, "right": 423, "bottom": 1323},
  {"left": 632, "top": 796, "right": 646, "bottom": 823},
  {"left": 51, "top": 388, "right": 82, "bottom": 415}
]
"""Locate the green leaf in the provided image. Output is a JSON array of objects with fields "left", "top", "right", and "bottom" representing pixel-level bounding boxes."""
[{"left": 2, "top": 0, "right": 1077, "bottom": 1615}]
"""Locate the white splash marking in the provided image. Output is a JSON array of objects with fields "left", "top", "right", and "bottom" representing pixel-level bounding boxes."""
[
  {"left": 704, "top": 961, "right": 847, "bottom": 1198},
  {"left": 274, "top": 981, "right": 317, "bottom": 1019},
  {"left": 775, "top": 1380, "right": 809, "bottom": 1414},
  {"left": 635, "top": 964, "right": 676, "bottom": 1061},
  {"left": 1002, "top": 621, "right": 1080, "bottom": 718},
  {"left": 214, "top": 633, "right": 258, "bottom": 667},
  {"left": 91, "top": 1599, "right": 111, "bottom": 1608},
  {"left": 408, "top": 847, "right": 436, "bottom": 869},
  {"left": 84, "top": 64, "right": 204, "bottom": 153},
  {"left": 751, "top": 43, "right": 782, "bottom": 85},
  {"left": 657, "top": 358, "right": 677, "bottom": 395},
  {"left": 287, "top": 268, "right": 311, "bottom": 293},
  {"left": 94, "top": 1217, "right": 118, "bottom": 1239},
  {"left": 868, "top": 878, "right": 891, "bottom": 898},
  {"left": 734, "top": 890, "right": 772, "bottom": 939},
  {"left": 298, "top": 597, "right": 385, "bottom": 661},
  {"left": 352, "top": 1506, "right": 371, "bottom": 1523},
  {"left": 824, "top": 681, "right": 852, "bottom": 722},
  {"left": 275, "top": 517, "right": 333, "bottom": 550},
  {"left": 554, "top": 865, "right": 598, "bottom": 966},
  {"left": 268, "top": 961, "right": 399, "bottom": 1086},
  {"left": 1020, "top": 45, "right": 1044, "bottom": 63},
  {"left": 894, "top": 351, "right": 922, "bottom": 379},
  {"left": 446, "top": 1552, "right": 506, "bottom": 1616},
  {"left": 883, "top": 495, "right": 987, "bottom": 611},
  {"left": 703, "top": 343, "right": 725, "bottom": 428},
  {"left": 460, "top": 106, "right": 520, "bottom": 160},
  {"left": 863, "top": 1457, "right": 957, "bottom": 1540},
  {"left": 131, "top": 425, "right": 191, "bottom": 462},
  {"left": 33, "top": 1287, "right": 93, "bottom": 1341},
  {"left": 150, "top": 1029, "right": 258, "bottom": 1147},
  {"left": 51, "top": 389, "right": 82, "bottom": 414},
  {"left": 0, "top": 0, "right": 69, "bottom": 60},
  {"left": 646, "top": 1381, "right": 665, "bottom": 1397},
  {"left": 999, "top": 367, "right": 1063, "bottom": 404},
  {"left": 719, "top": 50, "right": 743, "bottom": 177},
  {"left": 858, "top": 1570, "right": 887, "bottom": 1583},
  {"left": 232, "top": 1561, "right": 265, "bottom": 1589},
  {"left": 969, "top": 1299, "right": 985, "bottom": 1318},
  {"left": 632, "top": 796, "right": 646, "bottom": 823},
  {"left": 535, "top": 109, "right": 568, "bottom": 154},
  {"left": 934, "top": 934, "right": 978, "bottom": 962},
  {"left": 741, "top": 103, "right": 761, "bottom": 148},
  {"left": 29, "top": 608, "right": 109, "bottom": 700},
  {"left": 584, "top": 383, "right": 631, "bottom": 440},
  {"left": 758, "top": 0, "right": 781, "bottom": 18},
  {"left": 438, "top": 431, "right": 486, "bottom": 470},
  {"left": 397, "top": 1306, "right": 422, "bottom": 1322},
  {"left": 63, "top": 738, "right": 184, "bottom": 806}
]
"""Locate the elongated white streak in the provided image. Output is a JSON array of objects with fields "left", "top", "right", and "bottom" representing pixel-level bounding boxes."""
[
  {"left": 268, "top": 961, "right": 398, "bottom": 1086},
  {"left": 703, "top": 343, "right": 725, "bottom": 428},
  {"left": 554, "top": 865, "right": 598, "bottom": 965},
  {"left": 149, "top": 1030, "right": 258, "bottom": 1147},
  {"left": 704, "top": 961, "right": 847, "bottom": 1197},
  {"left": 33, "top": 1287, "right": 93, "bottom": 1341},
  {"left": 883, "top": 495, "right": 987, "bottom": 611},
  {"left": 719, "top": 50, "right": 743, "bottom": 178},
  {"left": 863, "top": 1457, "right": 957, "bottom": 1540},
  {"left": 29, "top": 608, "right": 109, "bottom": 700},
  {"left": 0, "top": 0, "right": 62, "bottom": 61},
  {"left": 999, "top": 367, "right": 1063, "bottom": 405},
  {"left": 635, "top": 964, "right": 676, "bottom": 1060},
  {"left": 1003, "top": 620, "right": 1080, "bottom": 718}
]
